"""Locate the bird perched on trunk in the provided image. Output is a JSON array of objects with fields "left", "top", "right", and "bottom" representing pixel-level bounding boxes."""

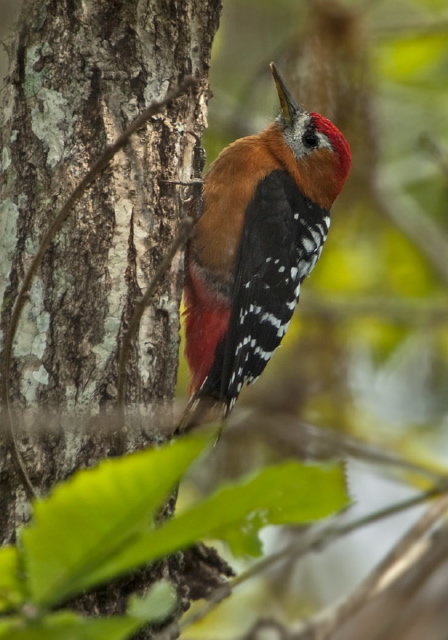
[{"left": 180, "top": 63, "right": 351, "bottom": 430}]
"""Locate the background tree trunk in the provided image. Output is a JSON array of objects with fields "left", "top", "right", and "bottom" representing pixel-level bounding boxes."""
[{"left": 0, "top": 0, "right": 222, "bottom": 629}]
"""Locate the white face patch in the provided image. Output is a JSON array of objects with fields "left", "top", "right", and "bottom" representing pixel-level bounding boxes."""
[{"left": 280, "top": 112, "right": 333, "bottom": 159}]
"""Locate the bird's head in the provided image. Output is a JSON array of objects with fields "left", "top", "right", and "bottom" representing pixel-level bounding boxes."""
[{"left": 270, "top": 63, "right": 351, "bottom": 206}]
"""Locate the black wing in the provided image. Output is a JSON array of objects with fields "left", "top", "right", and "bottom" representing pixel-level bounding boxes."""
[{"left": 200, "top": 169, "right": 330, "bottom": 411}]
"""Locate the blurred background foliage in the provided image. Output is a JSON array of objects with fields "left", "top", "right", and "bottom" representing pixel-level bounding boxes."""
[
  {"left": 178, "top": 0, "right": 448, "bottom": 461},
  {"left": 176, "top": 0, "right": 448, "bottom": 637}
]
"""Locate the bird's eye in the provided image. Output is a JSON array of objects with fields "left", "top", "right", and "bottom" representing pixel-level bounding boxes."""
[{"left": 302, "top": 132, "right": 319, "bottom": 149}]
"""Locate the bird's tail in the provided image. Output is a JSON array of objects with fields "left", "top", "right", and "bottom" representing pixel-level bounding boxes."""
[{"left": 175, "top": 393, "right": 227, "bottom": 435}]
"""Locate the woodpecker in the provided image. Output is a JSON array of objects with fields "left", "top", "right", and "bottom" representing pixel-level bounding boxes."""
[{"left": 181, "top": 63, "right": 351, "bottom": 429}]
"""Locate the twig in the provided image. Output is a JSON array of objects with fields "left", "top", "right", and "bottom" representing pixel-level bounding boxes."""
[
  {"left": 320, "top": 427, "right": 442, "bottom": 482},
  {"left": 233, "top": 411, "right": 446, "bottom": 485},
  {"left": 370, "top": 520, "right": 448, "bottom": 640},
  {"left": 116, "top": 217, "right": 194, "bottom": 431},
  {"left": 299, "top": 294, "right": 448, "bottom": 325},
  {"left": 0, "top": 75, "right": 197, "bottom": 498},
  {"left": 293, "top": 495, "right": 448, "bottom": 639},
  {"left": 176, "top": 484, "right": 444, "bottom": 634},
  {"left": 373, "top": 179, "right": 448, "bottom": 288},
  {"left": 374, "top": 18, "right": 448, "bottom": 38},
  {"left": 233, "top": 487, "right": 443, "bottom": 589},
  {"left": 421, "top": 134, "right": 448, "bottom": 183}
]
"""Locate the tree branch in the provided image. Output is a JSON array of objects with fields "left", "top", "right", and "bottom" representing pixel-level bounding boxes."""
[
  {"left": 233, "top": 411, "right": 445, "bottom": 485},
  {"left": 370, "top": 520, "right": 448, "bottom": 640},
  {"left": 237, "top": 500, "right": 448, "bottom": 640},
  {"left": 293, "top": 496, "right": 448, "bottom": 639},
  {"left": 299, "top": 294, "right": 448, "bottom": 325}
]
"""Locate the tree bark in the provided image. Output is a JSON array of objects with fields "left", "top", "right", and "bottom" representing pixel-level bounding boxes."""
[{"left": 0, "top": 0, "right": 222, "bottom": 629}]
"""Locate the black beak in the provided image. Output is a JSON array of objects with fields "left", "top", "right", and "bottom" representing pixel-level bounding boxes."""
[{"left": 270, "top": 62, "right": 302, "bottom": 124}]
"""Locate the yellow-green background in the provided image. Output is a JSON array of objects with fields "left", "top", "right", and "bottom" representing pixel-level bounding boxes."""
[
  {"left": 178, "top": 0, "right": 448, "bottom": 464},
  {"left": 177, "top": 1, "right": 448, "bottom": 636}
]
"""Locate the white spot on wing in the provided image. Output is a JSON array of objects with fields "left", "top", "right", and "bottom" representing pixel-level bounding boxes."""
[
  {"left": 249, "top": 304, "right": 262, "bottom": 314},
  {"left": 298, "top": 260, "right": 309, "bottom": 278},
  {"left": 308, "top": 254, "right": 318, "bottom": 272},
  {"left": 308, "top": 226, "right": 322, "bottom": 245},
  {"left": 317, "top": 222, "right": 326, "bottom": 236},
  {"left": 254, "top": 346, "right": 273, "bottom": 361},
  {"left": 302, "top": 237, "right": 315, "bottom": 253},
  {"left": 236, "top": 335, "right": 252, "bottom": 354},
  {"left": 260, "top": 312, "right": 282, "bottom": 329},
  {"left": 277, "top": 319, "right": 292, "bottom": 338}
]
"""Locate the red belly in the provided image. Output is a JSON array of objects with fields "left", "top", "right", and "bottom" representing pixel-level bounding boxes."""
[{"left": 184, "top": 264, "right": 231, "bottom": 392}]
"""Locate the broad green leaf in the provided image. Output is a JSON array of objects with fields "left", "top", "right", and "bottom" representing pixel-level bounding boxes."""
[
  {"left": 0, "top": 546, "right": 25, "bottom": 612},
  {"left": 128, "top": 580, "right": 176, "bottom": 622},
  {"left": 83, "top": 461, "right": 348, "bottom": 584},
  {"left": 147, "top": 461, "right": 349, "bottom": 557},
  {"left": 21, "top": 433, "right": 211, "bottom": 606},
  {"left": 0, "top": 611, "right": 140, "bottom": 640}
]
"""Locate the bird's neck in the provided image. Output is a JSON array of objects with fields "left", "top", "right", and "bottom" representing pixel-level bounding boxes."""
[{"left": 262, "top": 123, "right": 345, "bottom": 209}]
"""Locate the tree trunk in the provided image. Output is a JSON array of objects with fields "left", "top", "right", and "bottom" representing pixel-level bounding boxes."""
[{"left": 0, "top": 0, "right": 222, "bottom": 628}]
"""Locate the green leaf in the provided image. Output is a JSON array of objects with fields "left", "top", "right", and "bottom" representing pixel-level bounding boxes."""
[
  {"left": 128, "top": 580, "right": 177, "bottom": 622},
  {"left": 21, "top": 433, "right": 211, "bottom": 607},
  {"left": 148, "top": 461, "right": 349, "bottom": 557},
  {"left": 0, "top": 611, "right": 141, "bottom": 640},
  {"left": 84, "top": 461, "right": 349, "bottom": 584},
  {"left": 0, "top": 546, "right": 25, "bottom": 612}
]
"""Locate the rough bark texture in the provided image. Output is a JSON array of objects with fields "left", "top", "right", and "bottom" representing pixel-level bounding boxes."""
[{"left": 0, "top": 0, "right": 223, "bottom": 629}]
